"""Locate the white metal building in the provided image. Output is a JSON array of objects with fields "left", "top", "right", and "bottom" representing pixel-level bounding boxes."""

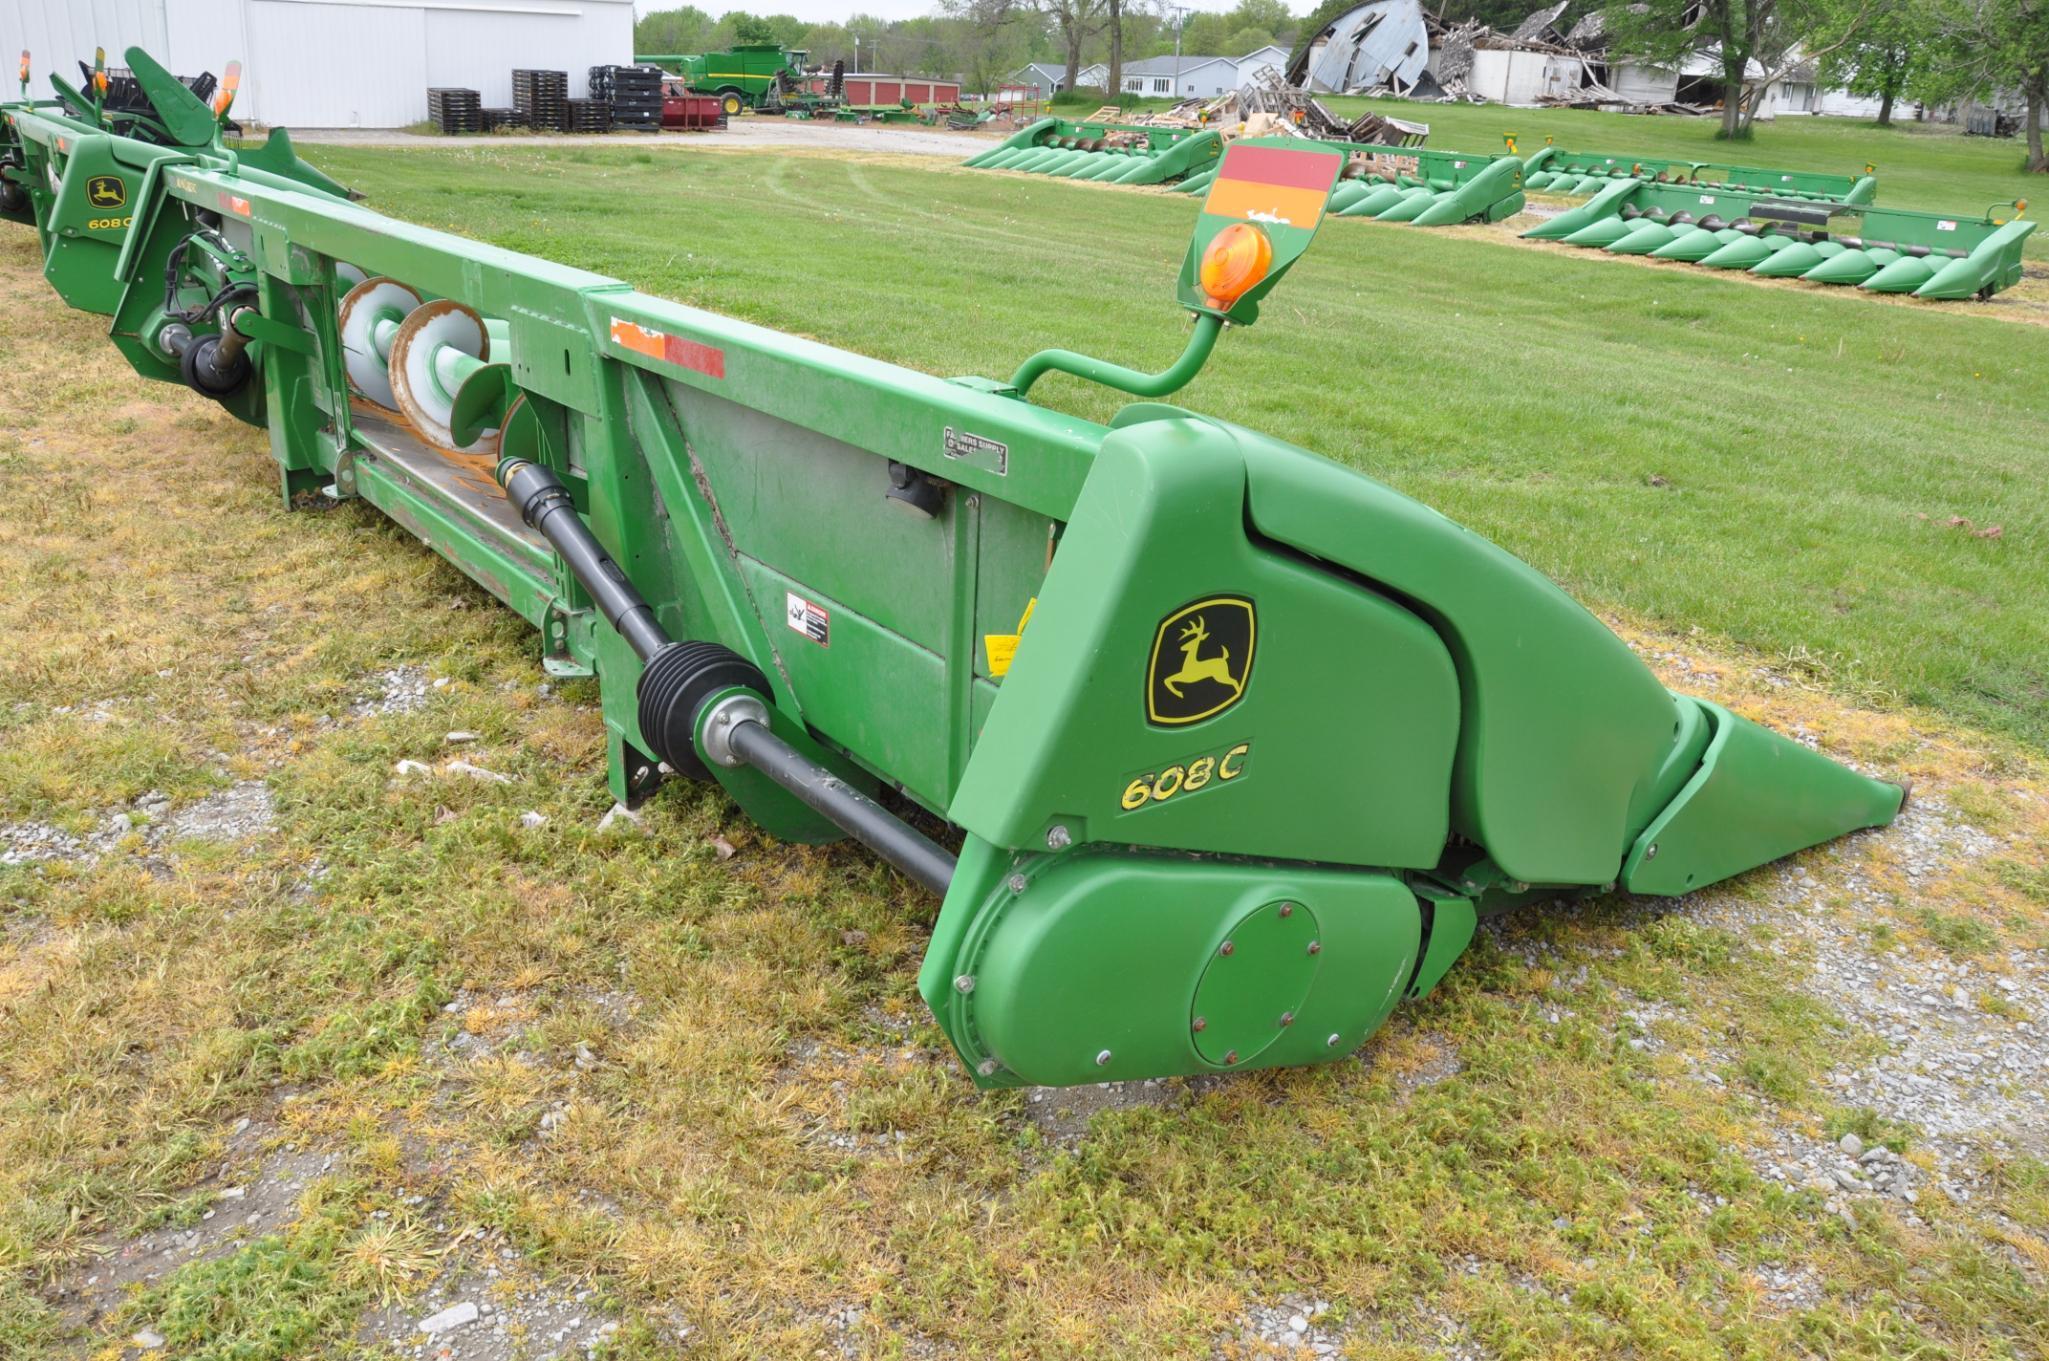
[{"left": 0, "top": 0, "right": 634, "bottom": 128}]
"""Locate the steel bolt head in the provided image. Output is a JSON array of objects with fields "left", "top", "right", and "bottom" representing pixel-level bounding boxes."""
[
  {"left": 1219, "top": 941, "right": 1235, "bottom": 957},
  {"left": 1045, "top": 824, "right": 1072, "bottom": 850},
  {"left": 1306, "top": 940, "right": 1322, "bottom": 956},
  {"left": 1279, "top": 1012, "right": 1294, "bottom": 1027},
  {"left": 1224, "top": 1050, "right": 1239, "bottom": 1065},
  {"left": 977, "top": 1058, "right": 999, "bottom": 1076},
  {"left": 1326, "top": 1033, "right": 1341, "bottom": 1047},
  {"left": 953, "top": 974, "right": 976, "bottom": 995},
  {"left": 1278, "top": 902, "right": 1293, "bottom": 918},
  {"left": 1095, "top": 1049, "right": 1113, "bottom": 1066},
  {"left": 1645, "top": 843, "right": 1660, "bottom": 860},
  {"left": 1007, "top": 873, "right": 1028, "bottom": 894},
  {"left": 1192, "top": 1016, "right": 1208, "bottom": 1032}
]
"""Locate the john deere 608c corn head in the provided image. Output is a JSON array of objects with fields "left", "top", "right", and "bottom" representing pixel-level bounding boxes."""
[{"left": 4, "top": 51, "right": 1904, "bottom": 1090}]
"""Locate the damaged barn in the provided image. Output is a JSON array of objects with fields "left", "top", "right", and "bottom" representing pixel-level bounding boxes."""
[{"left": 1288, "top": 0, "right": 1723, "bottom": 114}]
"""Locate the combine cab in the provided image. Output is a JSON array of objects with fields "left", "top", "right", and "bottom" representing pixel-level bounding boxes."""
[{"left": 2, "top": 52, "right": 1907, "bottom": 1091}]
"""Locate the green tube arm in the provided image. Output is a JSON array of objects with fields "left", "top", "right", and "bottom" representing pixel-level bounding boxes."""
[{"left": 1009, "top": 312, "right": 1223, "bottom": 399}]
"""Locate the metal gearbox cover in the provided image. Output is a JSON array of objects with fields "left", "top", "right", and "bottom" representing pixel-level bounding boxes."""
[{"left": 937, "top": 847, "right": 1421, "bottom": 1088}]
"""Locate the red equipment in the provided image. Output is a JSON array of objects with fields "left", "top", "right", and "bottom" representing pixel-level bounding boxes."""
[
  {"left": 660, "top": 79, "right": 725, "bottom": 130},
  {"left": 839, "top": 74, "right": 961, "bottom": 107}
]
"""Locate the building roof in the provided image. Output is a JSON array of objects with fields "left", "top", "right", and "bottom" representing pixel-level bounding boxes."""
[{"left": 1120, "top": 54, "right": 1233, "bottom": 78}]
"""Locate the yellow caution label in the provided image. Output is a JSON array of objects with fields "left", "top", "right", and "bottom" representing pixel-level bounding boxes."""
[{"left": 983, "top": 597, "right": 1036, "bottom": 678}]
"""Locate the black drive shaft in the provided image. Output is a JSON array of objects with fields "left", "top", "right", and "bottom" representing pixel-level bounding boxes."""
[{"left": 499, "top": 459, "right": 957, "bottom": 895}]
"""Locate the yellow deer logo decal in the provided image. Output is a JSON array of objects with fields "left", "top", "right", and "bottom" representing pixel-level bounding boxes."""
[
  {"left": 1146, "top": 595, "right": 1255, "bottom": 726},
  {"left": 1162, "top": 615, "right": 1241, "bottom": 700}
]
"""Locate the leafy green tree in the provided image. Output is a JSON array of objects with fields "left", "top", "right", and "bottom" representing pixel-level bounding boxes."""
[
  {"left": 1816, "top": 1, "right": 1926, "bottom": 125},
  {"left": 634, "top": 6, "right": 719, "bottom": 57},
  {"left": 1603, "top": 0, "right": 1876, "bottom": 141},
  {"left": 1922, "top": 0, "right": 2049, "bottom": 170}
]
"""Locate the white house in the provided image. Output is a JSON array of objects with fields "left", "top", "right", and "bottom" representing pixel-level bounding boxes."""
[
  {"left": 1120, "top": 46, "right": 1294, "bottom": 99},
  {"left": 0, "top": 0, "right": 634, "bottom": 127},
  {"left": 1234, "top": 44, "right": 1289, "bottom": 85},
  {"left": 1009, "top": 60, "right": 1108, "bottom": 96}
]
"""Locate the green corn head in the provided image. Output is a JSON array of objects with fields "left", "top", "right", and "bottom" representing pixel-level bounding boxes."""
[
  {"left": 963, "top": 116, "right": 1223, "bottom": 186},
  {"left": 3, "top": 52, "right": 1906, "bottom": 1091},
  {"left": 1526, "top": 180, "right": 2034, "bottom": 301},
  {"left": 1177, "top": 142, "right": 1526, "bottom": 229},
  {"left": 1522, "top": 144, "right": 1879, "bottom": 205}
]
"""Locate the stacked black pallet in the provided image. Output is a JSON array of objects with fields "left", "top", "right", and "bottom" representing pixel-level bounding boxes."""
[
  {"left": 560, "top": 98, "right": 612, "bottom": 133},
  {"left": 426, "top": 87, "right": 483, "bottom": 134},
  {"left": 589, "top": 64, "right": 663, "bottom": 130},
  {"left": 511, "top": 69, "right": 567, "bottom": 129},
  {"left": 479, "top": 107, "right": 528, "bottom": 133}
]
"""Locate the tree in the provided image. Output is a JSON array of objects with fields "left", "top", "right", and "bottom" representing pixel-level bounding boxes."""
[
  {"left": 1816, "top": 1, "right": 1927, "bottom": 125},
  {"left": 1603, "top": 0, "right": 1875, "bottom": 141},
  {"left": 1922, "top": 0, "right": 2049, "bottom": 170},
  {"left": 942, "top": 0, "right": 1108, "bottom": 92},
  {"left": 731, "top": 13, "right": 779, "bottom": 43},
  {"left": 635, "top": 6, "right": 719, "bottom": 56}
]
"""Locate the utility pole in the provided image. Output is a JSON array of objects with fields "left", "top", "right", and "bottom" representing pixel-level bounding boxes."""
[{"left": 1169, "top": 4, "right": 1191, "bottom": 97}]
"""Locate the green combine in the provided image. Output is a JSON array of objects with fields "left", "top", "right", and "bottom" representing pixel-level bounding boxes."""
[
  {"left": 3, "top": 49, "right": 1908, "bottom": 1091},
  {"left": 636, "top": 43, "right": 811, "bottom": 116}
]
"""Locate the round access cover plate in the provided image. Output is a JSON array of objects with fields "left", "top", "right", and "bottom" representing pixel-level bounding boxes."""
[{"left": 1191, "top": 899, "right": 1321, "bottom": 1067}]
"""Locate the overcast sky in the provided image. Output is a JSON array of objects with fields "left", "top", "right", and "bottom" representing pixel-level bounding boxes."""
[{"left": 633, "top": 1, "right": 1254, "bottom": 27}]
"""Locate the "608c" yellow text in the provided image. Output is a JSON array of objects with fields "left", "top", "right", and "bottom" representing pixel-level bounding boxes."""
[{"left": 1120, "top": 741, "right": 1250, "bottom": 811}]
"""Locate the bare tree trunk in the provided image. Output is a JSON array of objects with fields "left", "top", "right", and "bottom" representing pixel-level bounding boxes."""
[
  {"left": 1062, "top": 20, "right": 1082, "bottom": 92},
  {"left": 1877, "top": 87, "right": 1894, "bottom": 127}
]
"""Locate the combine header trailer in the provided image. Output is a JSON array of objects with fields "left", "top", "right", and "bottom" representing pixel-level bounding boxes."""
[
  {"left": 1522, "top": 143, "right": 1879, "bottom": 205},
  {"left": 1527, "top": 180, "right": 2034, "bottom": 300},
  {"left": 4, "top": 51, "right": 1907, "bottom": 1091}
]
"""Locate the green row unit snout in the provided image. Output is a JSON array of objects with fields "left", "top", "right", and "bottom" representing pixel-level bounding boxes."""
[
  {"left": 963, "top": 116, "right": 1222, "bottom": 186},
  {"left": 1173, "top": 141, "right": 1526, "bottom": 227},
  {"left": 1523, "top": 144, "right": 1877, "bottom": 206},
  {"left": 1526, "top": 180, "right": 2033, "bottom": 301},
  {"left": 918, "top": 413, "right": 1904, "bottom": 1089}
]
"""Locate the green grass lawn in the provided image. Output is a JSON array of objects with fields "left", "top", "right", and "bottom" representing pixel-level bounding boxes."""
[
  {"left": 301, "top": 142, "right": 2049, "bottom": 752},
  {"left": 1325, "top": 96, "right": 2046, "bottom": 246}
]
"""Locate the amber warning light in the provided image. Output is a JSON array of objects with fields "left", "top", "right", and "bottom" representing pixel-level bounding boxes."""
[{"left": 1198, "top": 222, "right": 1273, "bottom": 311}]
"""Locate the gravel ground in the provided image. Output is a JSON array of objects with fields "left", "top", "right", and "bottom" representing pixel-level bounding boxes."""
[
  {"left": 0, "top": 782, "right": 274, "bottom": 868},
  {"left": 288, "top": 119, "right": 1001, "bottom": 158}
]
